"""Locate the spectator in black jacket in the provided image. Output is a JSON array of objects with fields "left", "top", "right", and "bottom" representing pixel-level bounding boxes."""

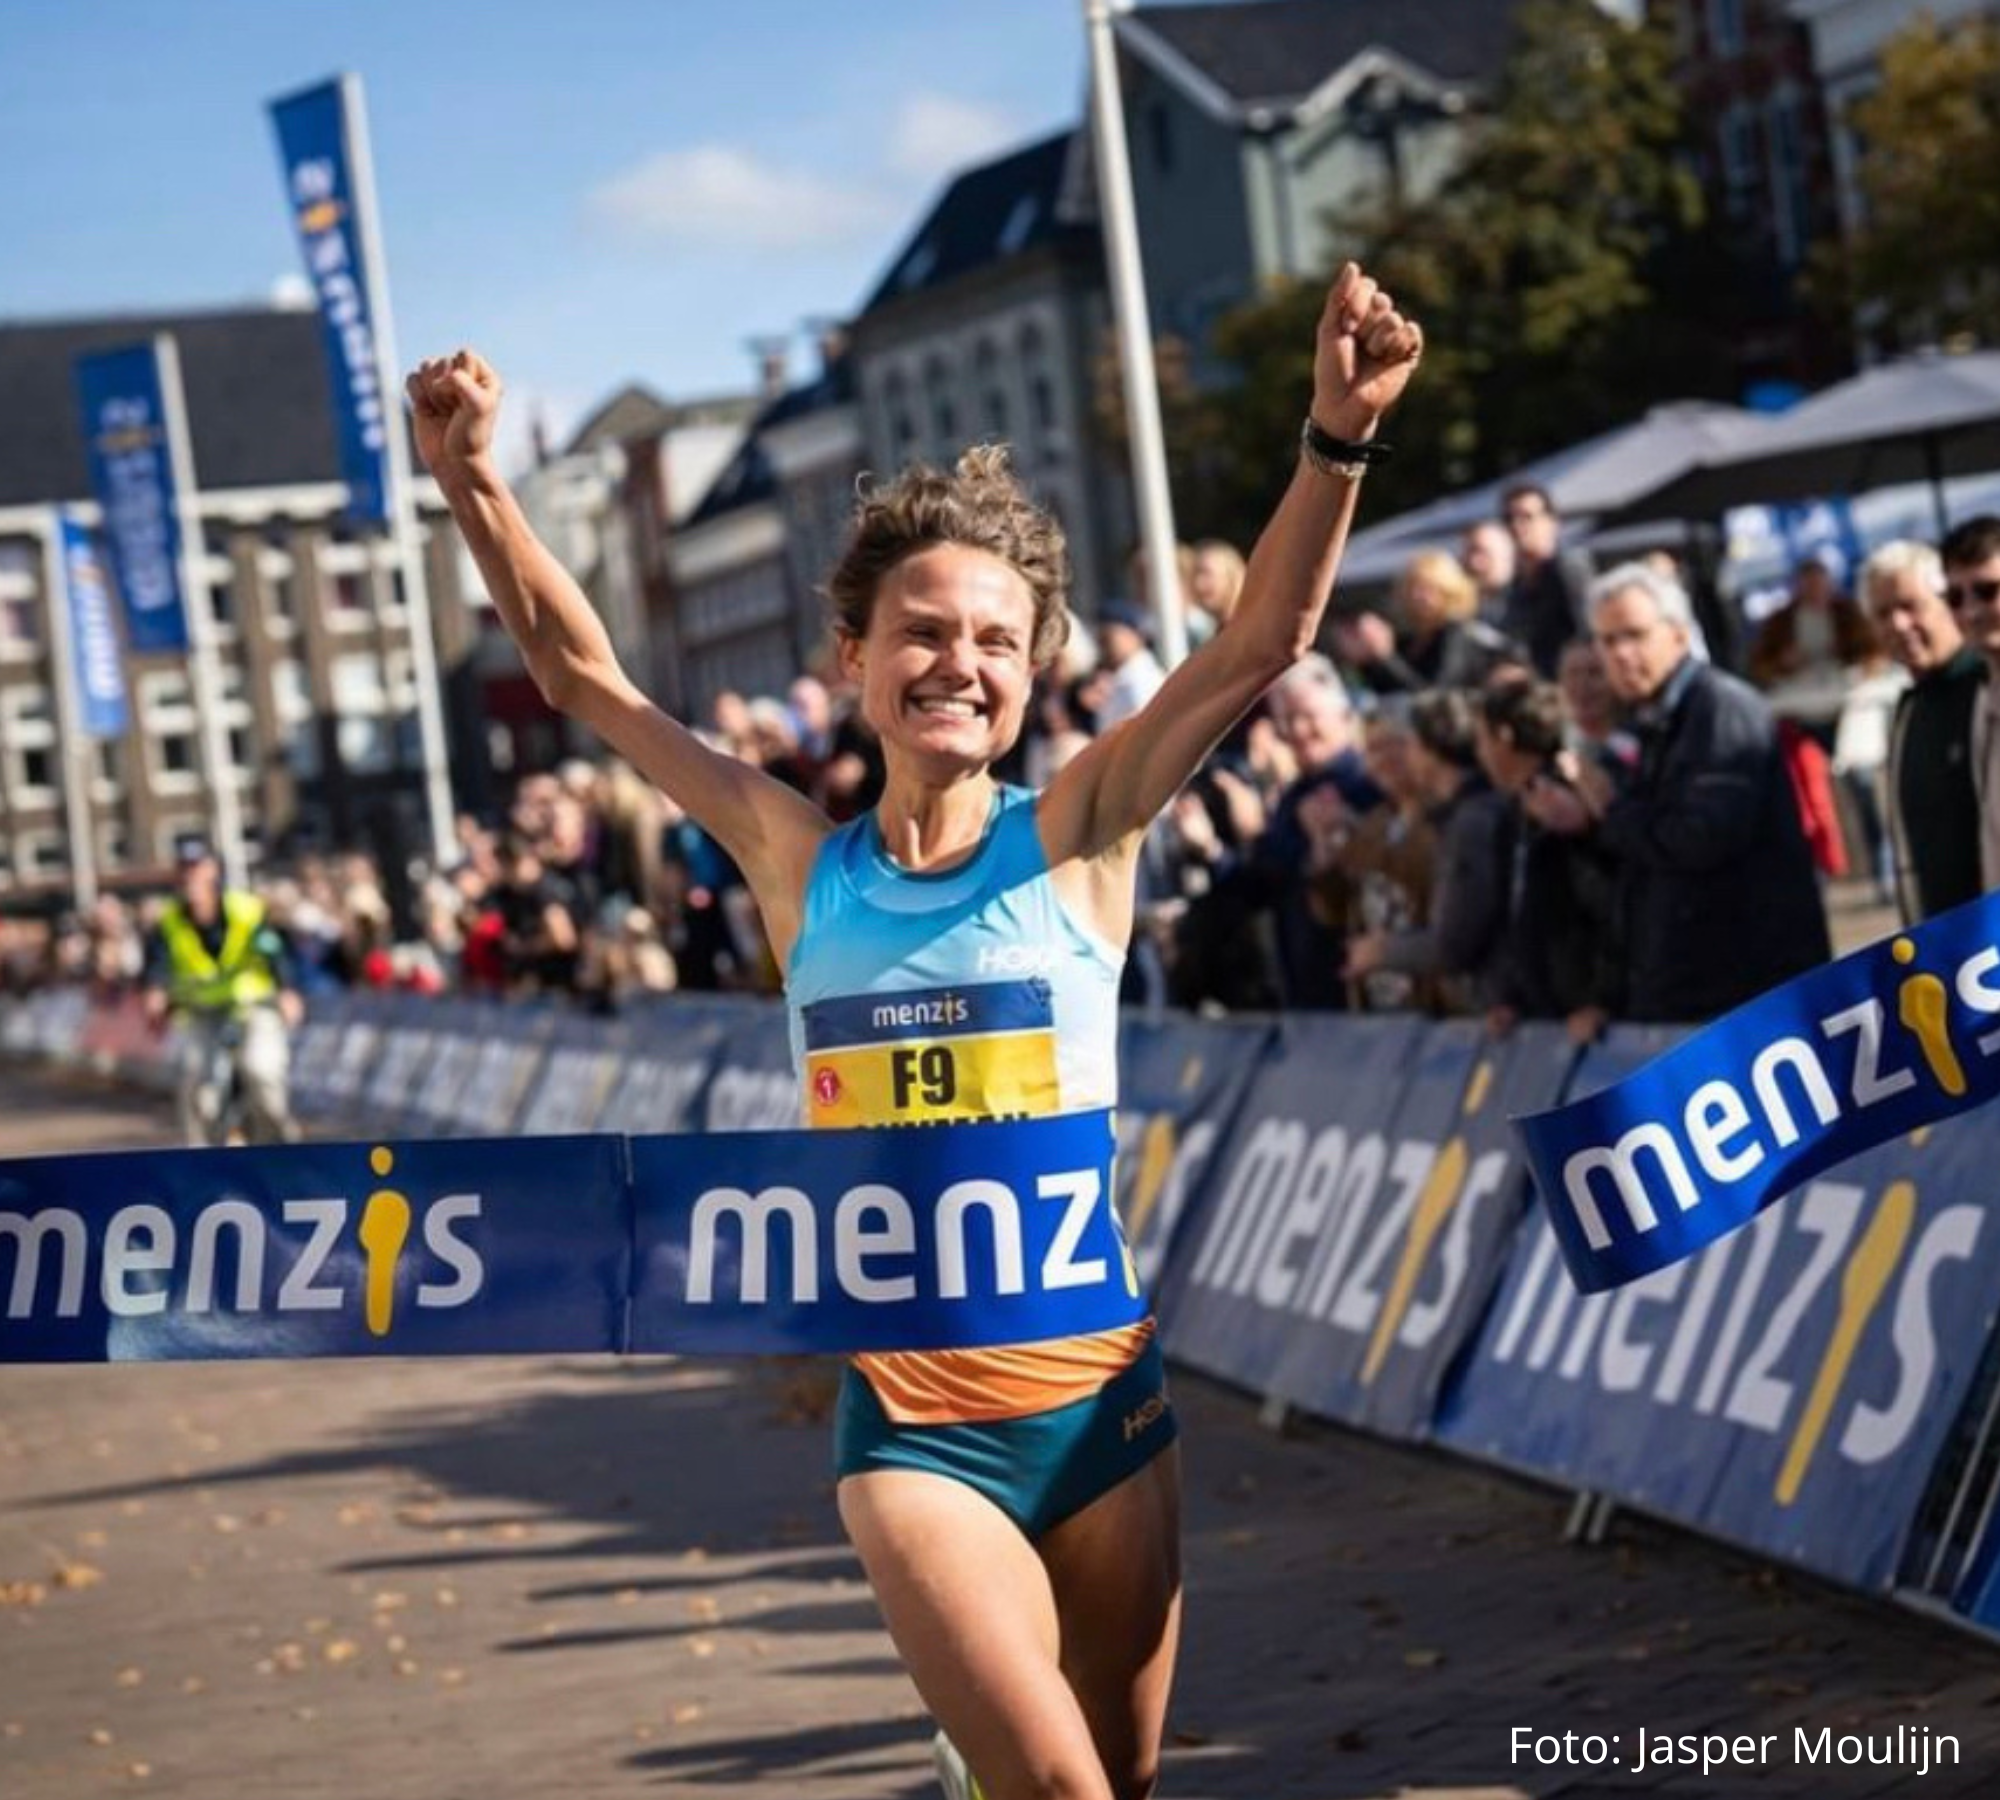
[
  {"left": 1500, "top": 483, "right": 1594, "bottom": 676},
  {"left": 1564, "top": 562, "right": 1830, "bottom": 1022},
  {"left": 1862, "top": 539, "right": 1986, "bottom": 922},
  {"left": 1474, "top": 678, "right": 1623, "bottom": 1041}
]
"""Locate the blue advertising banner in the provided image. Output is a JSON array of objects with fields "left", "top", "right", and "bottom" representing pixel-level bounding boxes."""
[
  {"left": 1519, "top": 891, "right": 2000, "bottom": 1292},
  {"left": 517, "top": 1014, "right": 631, "bottom": 1137},
  {"left": 1440, "top": 1029, "right": 2000, "bottom": 1591},
  {"left": 1114, "top": 1012, "right": 1272, "bottom": 1294},
  {"left": 629, "top": 1109, "right": 1141, "bottom": 1354},
  {"left": 699, "top": 999, "right": 804, "bottom": 1131},
  {"left": 1, "top": 1115, "right": 1143, "bottom": 1363},
  {"left": 289, "top": 991, "right": 366, "bottom": 1121},
  {"left": 57, "top": 512, "right": 128, "bottom": 738},
  {"left": 0, "top": 1134, "right": 629, "bottom": 1363},
  {"left": 596, "top": 1000, "right": 732, "bottom": 1136},
  {"left": 399, "top": 1000, "right": 502, "bottom": 1137},
  {"left": 269, "top": 78, "right": 392, "bottom": 525},
  {"left": 1272, "top": 1020, "right": 1581, "bottom": 1436},
  {"left": 73, "top": 343, "right": 190, "bottom": 654},
  {"left": 1162, "top": 1012, "right": 1427, "bottom": 1412}
]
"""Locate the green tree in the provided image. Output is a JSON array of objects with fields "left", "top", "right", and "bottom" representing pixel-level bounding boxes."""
[{"left": 1813, "top": 14, "right": 2000, "bottom": 350}]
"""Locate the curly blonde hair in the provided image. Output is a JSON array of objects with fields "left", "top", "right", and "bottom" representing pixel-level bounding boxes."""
[{"left": 825, "top": 445, "right": 1071, "bottom": 666}]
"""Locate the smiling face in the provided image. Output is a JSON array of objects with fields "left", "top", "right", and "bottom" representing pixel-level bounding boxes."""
[
  {"left": 839, "top": 543, "right": 1038, "bottom": 778},
  {"left": 1867, "top": 567, "right": 1960, "bottom": 676}
]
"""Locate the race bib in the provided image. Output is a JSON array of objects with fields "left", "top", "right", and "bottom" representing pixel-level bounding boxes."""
[{"left": 802, "top": 980, "right": 1061, "bottom": 1127}]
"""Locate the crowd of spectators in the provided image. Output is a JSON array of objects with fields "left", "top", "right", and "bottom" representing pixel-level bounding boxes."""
[{"left": 9, "top": 497, "right": 1997, "bottom": 1040}]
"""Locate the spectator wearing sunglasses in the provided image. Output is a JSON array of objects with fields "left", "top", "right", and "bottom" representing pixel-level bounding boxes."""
[
  {"left": 1940, "top": 516, "right": 2000, "bottom": 893},
  {"left": 1862, "top": 540, "right": 1986, "bottom": 922}
]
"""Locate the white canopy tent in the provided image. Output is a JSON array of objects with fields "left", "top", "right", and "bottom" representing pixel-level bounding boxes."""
[{"left": 1338, "top": 399, "right": 1761, "bottom": 591}]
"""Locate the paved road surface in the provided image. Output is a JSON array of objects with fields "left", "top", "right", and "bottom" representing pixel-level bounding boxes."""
[{"left": 2, "top": 1069, "right": 1996, "bottom": 1799}]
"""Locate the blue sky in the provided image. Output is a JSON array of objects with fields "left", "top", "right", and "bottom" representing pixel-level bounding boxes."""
[{"left": 3, "top": 1, "right": 1087, "bottom": 460}]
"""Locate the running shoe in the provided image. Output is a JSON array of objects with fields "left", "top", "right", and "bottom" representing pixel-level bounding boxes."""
[{"left": 932, "top": 1728, "right": 983, "bottom": 1800}]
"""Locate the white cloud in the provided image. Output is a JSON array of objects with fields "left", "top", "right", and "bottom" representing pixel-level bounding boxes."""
[
  {"left": 588, "top": 145, "right": 895, "bottom": 252},
  {"left": 887, "top": 93, "right": 1023, "bottom": 183}
]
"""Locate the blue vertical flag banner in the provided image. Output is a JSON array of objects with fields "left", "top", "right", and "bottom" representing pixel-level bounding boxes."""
[
  {"left": 73, "top": 344, "right": 190, "bottom": 655},
  {"left": 56, "top": 511, "right": 129, "bottom": 738},
  {"left": 1517, "top": 891, "right": 2000, "bottom": 1294},
  {"left": 269, "top": 78, "right": 392, "bottom": 525}
]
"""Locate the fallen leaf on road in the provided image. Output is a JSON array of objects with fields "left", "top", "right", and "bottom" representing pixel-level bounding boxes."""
[
  {"left": 0, "top": 1581, "right": 48, "bottom": 1607},
  {"left": 322, "top": 1640, "right": 360, "bottom": 1665},
  {"left": 115, "top": 1667, "right": 143, "bottom": 1688},
  {"left": 1403, "top": 1649, "right": 1445, "bottom": 1669},
  {"left": 673, "top": 1704, "right": 703, "bottom": 1725},
  {"left": 88, "top": 1726, "right": 115, "bottom": 1745}
]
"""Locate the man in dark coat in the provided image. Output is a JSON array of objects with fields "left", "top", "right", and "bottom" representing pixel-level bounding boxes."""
[
  {"left": 1500, "top": 483, "right": 1593, "bottom": 677},
  {"left": 1862, "top": 540, "right": 1986, "bottom": 923},
  {"left": 1578, "top": 563, "right": 1831, "bottom": 1023}
]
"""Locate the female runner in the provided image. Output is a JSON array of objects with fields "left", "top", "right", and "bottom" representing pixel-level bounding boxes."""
[{"left": 408, "top": 260, "right": 1420, "bottom": 1800}]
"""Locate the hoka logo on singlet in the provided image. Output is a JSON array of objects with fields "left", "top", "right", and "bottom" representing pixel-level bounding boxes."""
[{"left": 977, "top": 944, "right": 1058, "bottom": 976}]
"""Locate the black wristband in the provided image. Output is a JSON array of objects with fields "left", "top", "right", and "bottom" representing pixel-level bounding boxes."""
[{"left": 1301, "top": 416, "right": 1395, "bottom": 474}]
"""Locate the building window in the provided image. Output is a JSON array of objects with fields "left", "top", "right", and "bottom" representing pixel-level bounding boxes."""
[
  {"left": 925, "top": 355, "right": 957, "bottom": 454},
  {"left": 203, "top": 525, "right": 236, "bottom": 633},
  {"left": 882, "top": 369, "right": 916, "bottom": 464},
  {"left": 0, "top": 541, "right": 40, "bottom": 659},
  {"left": 0, "top": 595, "right": 38, "bottom": 655},
  {"left": 259, "top": 547, "right": 299, "bottom": 633},
  {"left": 975, "top": 339, "right": 1009, "bottom": 440},
  {"left": 324, "top": 545, "right": 375, "bottom": 625},
  {"left": 1766, "top": 88, "right": 1810, "bottom": 269},
  {"left": 94, "top": 738, "right": 122, "bottom": 797},
  {"left": 1, "top": 684, "right": 58, "bottom": 808},
  {"left": 138, "top": 670, "right": 200, "bottom": 792},
  {"left": 12, "top": 831, "right": 66, "bottom": 881},
  {"left": 1718, "top": 103, "right": 1760, "bottom": 221},
  {"left": 1706, "top": 0, "right": 1744, "bottom": 57}
]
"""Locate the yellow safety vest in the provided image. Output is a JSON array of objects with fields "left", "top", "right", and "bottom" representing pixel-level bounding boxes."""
[{"left": 159, "top": 893, "right": 280, "bottom": 1015}]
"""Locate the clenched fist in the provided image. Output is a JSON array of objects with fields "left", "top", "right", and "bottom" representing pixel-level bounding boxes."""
[
  {"left": 1311, "top": 262, "right": 1424, "bottom": 442},
  {"left": 406, "top": 349, "right": 503, "bottom": 476}
]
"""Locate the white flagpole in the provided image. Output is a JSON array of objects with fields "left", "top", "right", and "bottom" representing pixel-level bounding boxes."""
[
  {"left": 38, "top": 508, "right": 100, "bottom": 911},
  {"left": 1083, "top": 0, "right": 1188, "bottom": 666},
  {"left": 154, "top": 334, "right": 248, "bottom": 891},
  {"left": 340, "top": 71, "right": 457, "bottom": 873}
]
